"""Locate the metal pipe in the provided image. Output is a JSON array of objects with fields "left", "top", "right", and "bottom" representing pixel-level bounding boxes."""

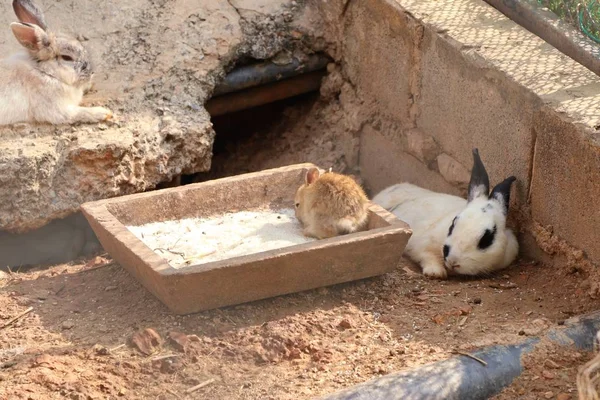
[
  {"left": 205, "top": 70, "right": 325, "bottom": 117},
  {"left": 212, "top": 54, "right": 330, "bottom": 96},
  {"left": 323, "top": 310, "right": 600, "bottom": 400},
  {"left": 483, "top": 0, "right": 600, "bottom": 76}
]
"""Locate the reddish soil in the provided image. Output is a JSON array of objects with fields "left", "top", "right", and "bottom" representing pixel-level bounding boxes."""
[
  {"left": 493, "top": 338, "right": 593, "bottom": 400},
  {"left": 0, "top": 255, "right": 598, "bottom": 399}
]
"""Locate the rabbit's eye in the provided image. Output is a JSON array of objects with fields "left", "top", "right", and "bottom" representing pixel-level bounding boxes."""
[
  {"left": 295, "top": 203, "right": 300, "bottom": 208},
  {"left": 478, "top": 225, "right": 497, "bottom": 250},
  {"left": 61, "top": 55, "right": 74, "bottom": 62}
]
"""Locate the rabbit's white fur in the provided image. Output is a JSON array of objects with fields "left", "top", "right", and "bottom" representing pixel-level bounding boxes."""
[
  {"left": 373, "top": 149, "right": 519, "bottom": 279},
  {"left": 0, "top": 0, "right": 112, "bottom": 126}
]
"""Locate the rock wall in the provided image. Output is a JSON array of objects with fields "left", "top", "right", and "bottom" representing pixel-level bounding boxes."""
[{"left": 0, "top": 0, "right": 317, "bottom": 267}]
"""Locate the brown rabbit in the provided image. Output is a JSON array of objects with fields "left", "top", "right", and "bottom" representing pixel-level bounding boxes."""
[{"left": 294, "top": 167, "right": 369, "bottom": 239}]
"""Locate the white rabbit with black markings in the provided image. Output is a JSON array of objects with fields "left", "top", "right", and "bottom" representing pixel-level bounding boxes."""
[
  {"left": 0, "top": 0, "right": 112, "bottom": 125},
  {"left": 372, "top": 148, "right": 519, "bottom": 279}
]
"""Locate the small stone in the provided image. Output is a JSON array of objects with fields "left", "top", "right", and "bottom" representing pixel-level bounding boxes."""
[
  {"left": 472, "top": 297, "right": 482, "bottom": 305},
  {"left": 131, "top": 328, "right": 163, "bottom": 356},
  {"left": 556, "top": 393, "right": 571, "bottom": 400},
  {"left": 459, "top": 306, "right": 472, "bottom": 315},
  {"left": 544, "top": 391, "right": 554, "bottom": 399},
  {"left": 288, "top": 348, "right": 301, "bottom": 360},
  {"left": 93, "top": 344, "right": 109, "bottom": 356},
  {"left": 542, "top": 370, "right": 555, "bottom": 379},
  {"left": 61, "top": 321, "right": 75, "bottom": 330},
  {"left": 404, "top": 129, "right": 440, "bottom": 164},
  {"left": 526, "top": 311, "right": 533, "bottom": 316},
  {"left": 34, "top": 354, "right": 53, "bottom": 366},
  {"left": 437, "top": 153, "right": 470, "bottom": 186},
  {"left": 187, "top": 335, "right": 201, "bottom": 342},
  {"left": 518, "top": 329, "right": 526, "bottom": 336},
  {"left": 104, "top": 286, "right": 117, "bottom": 292},
  {"left": 168, "top": 331, "right": 189, "bottom": 352},
  {"left": 338, "top": 319, "right": 353, "bottom": 330}
]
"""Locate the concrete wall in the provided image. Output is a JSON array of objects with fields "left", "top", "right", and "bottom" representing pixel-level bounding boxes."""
[{"left": 312, "top": 0, "right": 600, "bottom": 273}]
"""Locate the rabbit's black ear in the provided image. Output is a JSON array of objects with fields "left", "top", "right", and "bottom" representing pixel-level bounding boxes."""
[
  {"left": 490, "top": 176, "right": 517, "bottom": 215},
  {"left": 13, "top": 0, "right": 47, "bottom": 31},
  {"left": 468, "top": 148, "right": 490, "bottom": 202}
]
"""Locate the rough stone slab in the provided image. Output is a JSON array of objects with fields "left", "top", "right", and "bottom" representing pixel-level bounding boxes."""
[
  {"left": 81, "top": 164, "right": 412, "bottom": 314},
  {"left": 359, "top": 125, "right": 460, "bottom": 197},
  {"left": 0, "top": 0, "right": 300, "bottom": 233},
  {"left": 343, "top": 0, "right": 417, "bottom": 123},
  {"left": 529, "top": 108, "right": 600, "bottom": 261},
  {"left": 416, "top": 9, "right": 537, "bottom": 206}
]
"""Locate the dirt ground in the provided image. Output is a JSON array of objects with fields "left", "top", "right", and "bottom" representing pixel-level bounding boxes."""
[
  {"left": 493, "top": 339, "right": 594, "bottom": 400},
  {"left": 3, "top": 82, "right": 587, "bottom": 400},
  {"left": 0, "top": 253, "right": 598, "bottom": 399}
]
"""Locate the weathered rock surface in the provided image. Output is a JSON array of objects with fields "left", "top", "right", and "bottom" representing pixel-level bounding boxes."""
[{"left": 0, "top": 0, "right": 306, "bottom": 233}]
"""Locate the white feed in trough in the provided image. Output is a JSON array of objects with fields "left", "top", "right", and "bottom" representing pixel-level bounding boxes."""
[{"left": 127, "top": 208, "right": 315, "bottom": 268}]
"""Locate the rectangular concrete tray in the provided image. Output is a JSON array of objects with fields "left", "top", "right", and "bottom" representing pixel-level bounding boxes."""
[{"left": 81, "top": 163, "right": 412, "bottom": 314}]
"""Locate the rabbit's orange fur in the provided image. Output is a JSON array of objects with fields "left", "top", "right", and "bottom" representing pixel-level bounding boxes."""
[{"left": 294, "top": 167, "right": 369, "bottom": 239}]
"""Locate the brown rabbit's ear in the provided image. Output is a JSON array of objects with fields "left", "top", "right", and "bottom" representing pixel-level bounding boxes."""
[
  {"left": 13, "top": 0, "right": 47, "bottom": 31},
  {"left": 11, "top": 22, "right": 49, "bottom": 51},
  {"left": 305, "top": 167, "right": 320, "bottom": 185}
]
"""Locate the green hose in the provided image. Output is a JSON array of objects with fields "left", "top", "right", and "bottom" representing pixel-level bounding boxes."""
[
  {"left": 537, "top": 0, "right": 600, "bottom": 44},
  {"left": 579, "top": 0, "right": 600, "bottom": 44}
]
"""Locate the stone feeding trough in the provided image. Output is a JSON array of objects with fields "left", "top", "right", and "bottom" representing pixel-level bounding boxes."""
[{"left": 81, "top": 164, "right": 412, "bottom": 314}]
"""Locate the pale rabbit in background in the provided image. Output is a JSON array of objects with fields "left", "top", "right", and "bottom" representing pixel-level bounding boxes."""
[{"left": 0, "top": 0, "right": 112, "bottom": 125}]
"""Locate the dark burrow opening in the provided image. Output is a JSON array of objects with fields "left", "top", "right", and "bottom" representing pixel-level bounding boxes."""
[{"left": 186, "top": 90, "right": 320, "bottom": 184}]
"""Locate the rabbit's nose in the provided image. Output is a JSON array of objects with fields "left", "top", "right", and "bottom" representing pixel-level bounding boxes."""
[{"left": 444, "top": 260, "right": 460, "bottom": 270}]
